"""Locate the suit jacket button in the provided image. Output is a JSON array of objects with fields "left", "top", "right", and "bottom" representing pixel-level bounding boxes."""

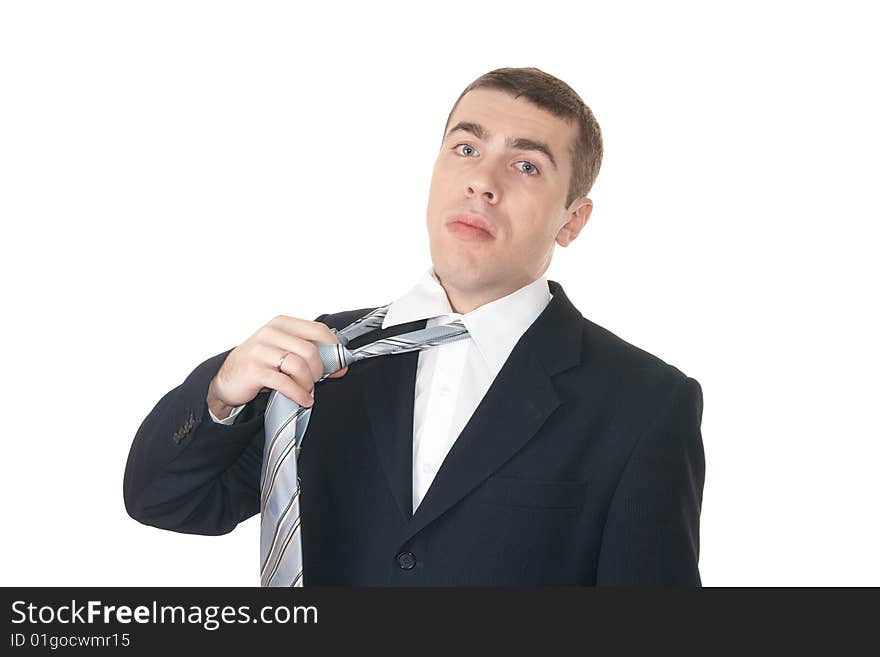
[{"left": 396, "top": 551, "right": 416, "bottom": 570}]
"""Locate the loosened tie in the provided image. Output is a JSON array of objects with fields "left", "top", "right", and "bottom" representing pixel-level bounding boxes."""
[{"left": 259, "top": 304, "right": 471, "bottom": 587}]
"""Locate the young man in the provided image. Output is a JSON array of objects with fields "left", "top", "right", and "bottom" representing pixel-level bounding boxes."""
[{"left": 124, "top": 67, "right": 706, "bottom": 586}]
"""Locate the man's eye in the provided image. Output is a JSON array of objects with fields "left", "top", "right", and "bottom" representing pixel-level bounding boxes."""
[
  {"left": 515, "top": 161, "right": 540, "bottom": 176},
  {"left": 454, "top": 143, "right": 540, "bottom": 177}
]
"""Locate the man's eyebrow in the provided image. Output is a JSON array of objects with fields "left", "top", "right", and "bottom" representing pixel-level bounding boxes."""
[{"left": 445, "top": 121, "right": 558, "bottom": 170}]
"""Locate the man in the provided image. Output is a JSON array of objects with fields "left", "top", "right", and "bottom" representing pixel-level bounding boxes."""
[{"left": 124, "top": 67, "right": 706, "bottom": 586}]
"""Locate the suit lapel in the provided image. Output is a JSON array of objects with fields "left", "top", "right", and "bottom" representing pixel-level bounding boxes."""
[
  {"left": 401, "top": 280, "right": 585, "bottom": 543},
  {"left": 352, "top": 280, "right": 585, "bottom": 540},
  {"left": 352, "top": 318, "right": 428, "bottom": 523}
]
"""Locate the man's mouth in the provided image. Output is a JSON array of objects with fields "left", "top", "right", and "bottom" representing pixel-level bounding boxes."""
[
  {"left": 447, "top": 221, "right": 494, "bottom": 241},
  {"left": 446, "top": 213, "right": 496, "bottom": 241}
]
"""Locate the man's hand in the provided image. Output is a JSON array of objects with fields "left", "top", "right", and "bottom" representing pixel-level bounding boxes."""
[{"left": 206, "top": 316, "right": 348, "bottom": 419}]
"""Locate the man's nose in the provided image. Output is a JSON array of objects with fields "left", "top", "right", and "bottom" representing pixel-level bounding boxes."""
[{"left": 466, "top": 165, "right": 500, "bottom": 202}]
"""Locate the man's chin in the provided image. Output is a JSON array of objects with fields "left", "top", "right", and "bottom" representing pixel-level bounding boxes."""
[{"left": 434, "top": 263, "right": 500, "bottom": 291}]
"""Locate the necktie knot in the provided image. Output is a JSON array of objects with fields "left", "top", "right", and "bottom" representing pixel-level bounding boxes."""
[{"left": 316, "top": 318, "right": 468, "bottom": 378}]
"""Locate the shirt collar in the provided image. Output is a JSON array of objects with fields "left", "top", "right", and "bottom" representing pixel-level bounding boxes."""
[{"left": 382, "top": 266, "right": 553, "bottom": 377}]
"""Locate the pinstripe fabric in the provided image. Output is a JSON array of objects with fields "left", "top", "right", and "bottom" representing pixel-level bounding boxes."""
[{"left": 259, "top": 304, "right": 471, "bottom": 587}]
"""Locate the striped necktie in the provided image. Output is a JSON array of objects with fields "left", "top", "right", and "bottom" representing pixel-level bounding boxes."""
[{"left": 259, "top": 304, "right": 471, "bottom": 587}]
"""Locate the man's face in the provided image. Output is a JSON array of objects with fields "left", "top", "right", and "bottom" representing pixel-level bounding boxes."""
[{"left": 426, "top": 87, "right": 591, "bottom": 300}]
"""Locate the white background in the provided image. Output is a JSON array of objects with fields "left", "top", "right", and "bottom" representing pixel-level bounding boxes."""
[{"left": 1, "top": 1, "right": 877, "bottom": 586}]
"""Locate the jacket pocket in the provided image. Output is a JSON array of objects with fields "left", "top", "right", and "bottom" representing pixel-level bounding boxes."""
[{"left": 478, "top": 475, "right": 589, "bottom": 509}]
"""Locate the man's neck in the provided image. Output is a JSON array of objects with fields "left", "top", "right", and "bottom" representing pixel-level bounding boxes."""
[{"left": 437, "top": 275, "right": 535, "bottom": 315}]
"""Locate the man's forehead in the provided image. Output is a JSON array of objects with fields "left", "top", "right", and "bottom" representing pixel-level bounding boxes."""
[{"left": 447, "top": 89, "right": 574, "bottom": 151}]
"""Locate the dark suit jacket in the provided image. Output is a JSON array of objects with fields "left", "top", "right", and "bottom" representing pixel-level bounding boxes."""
[{"left": 123, "top": 280, "right": 705, "bottom": 586}]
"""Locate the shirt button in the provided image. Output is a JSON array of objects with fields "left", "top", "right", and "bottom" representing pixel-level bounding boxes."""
[{"left": 421, "top": 463, "right": 432, "bottom": 474}]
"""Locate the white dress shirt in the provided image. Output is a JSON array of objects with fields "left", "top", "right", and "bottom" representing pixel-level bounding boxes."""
[{"left": 210, "top": 266, "right": 553, "bottom": 513}]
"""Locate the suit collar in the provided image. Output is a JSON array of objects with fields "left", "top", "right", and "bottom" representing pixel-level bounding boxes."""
[{"left": 351, "top": 279, "right": 585, "bottom": 540}]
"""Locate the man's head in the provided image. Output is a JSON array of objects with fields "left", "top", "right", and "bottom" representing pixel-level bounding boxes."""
[{"left": 426, "top": 67, "right": 603, "bottom": 311}]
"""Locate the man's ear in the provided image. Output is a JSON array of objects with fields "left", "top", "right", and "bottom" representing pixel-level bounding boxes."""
[{"left": 555, "top": 198, "right": 593, "bottom": 247}]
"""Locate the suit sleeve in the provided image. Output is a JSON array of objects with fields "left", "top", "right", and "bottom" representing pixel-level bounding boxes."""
[
  {"left": 596, "top": 376, "right": 706, "bottom": 586},
  {"left": 123, "top": 314, "right": 328, "bottom": 536}
]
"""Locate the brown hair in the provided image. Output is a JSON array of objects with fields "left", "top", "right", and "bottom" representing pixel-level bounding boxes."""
[{"left": 443, "top": 67, "right": 603, "bottom": 208}]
